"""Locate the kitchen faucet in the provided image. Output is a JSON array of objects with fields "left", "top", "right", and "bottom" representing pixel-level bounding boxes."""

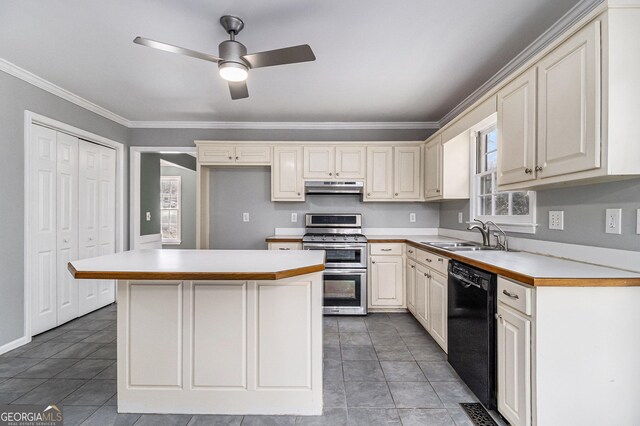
[
  {"left": 485, "top": 220, "right": 509, "bottom": 251},
  {"left": 467, "top": 219, "right": 490, "bottom": 246}
]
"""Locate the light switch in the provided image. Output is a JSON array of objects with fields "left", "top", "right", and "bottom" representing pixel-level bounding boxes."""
[
  {"left": 291, "top": 213, "right": 298, "bottom": 223},
  {"left": 145, "top": 212, "right": 151, "bottom": 221},
  {"left": 549, "top": 211, "right": 564, "bottom": 230},
  {"left": 458, "top": 212, "right": 463, "bottom": 224},
  {"left": 409, "top": 213, "right": 416, "bottom": 223},
  {"left": 605, "top": 208, "right": 621, "bottom": 234},
  {"left": 243, "top": 212, "right": 250, "bottom": 222},
  {"left": 637, "top": 209, "right": 640, "bottom": 234}
]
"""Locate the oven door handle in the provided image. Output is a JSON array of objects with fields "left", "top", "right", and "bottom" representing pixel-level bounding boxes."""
[
  {"left": 303, "top": 244, "right": 367, "bottom": 249},
  {"left": 324, "top": 269, "right": 367, "bottom": 275}
]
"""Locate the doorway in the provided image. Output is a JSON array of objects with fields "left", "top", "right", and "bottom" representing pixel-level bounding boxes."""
[{"left": 130, "top": 147, "right": 197, "bottom": 249}]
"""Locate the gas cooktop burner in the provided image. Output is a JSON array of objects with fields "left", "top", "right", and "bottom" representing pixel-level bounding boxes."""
[{"left": 302, "top": 233, "right": 367, "bottom": 243}]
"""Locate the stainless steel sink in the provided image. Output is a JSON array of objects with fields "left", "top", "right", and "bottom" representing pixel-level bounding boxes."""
[
  {"left": 445, "top": 246, "right": 500, "bottom": 252},
  {"left": 422, "top": 241, "right": 501, "bottom": 252}
]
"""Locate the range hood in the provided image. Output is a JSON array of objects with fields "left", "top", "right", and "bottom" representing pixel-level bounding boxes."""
[{"left": 304, "top": 181, "right": 364, "bottom": 195}]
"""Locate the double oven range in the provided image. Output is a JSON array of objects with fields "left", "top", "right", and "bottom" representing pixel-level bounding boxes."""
[{"left": 302, "top": 213, "right": 367, "bottom": 315}]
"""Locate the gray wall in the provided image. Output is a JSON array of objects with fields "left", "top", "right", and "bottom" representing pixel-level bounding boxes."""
[
  {"left": 209, "top": 167, "right": 439, "bottom": 249},
  {"left": 440, "top": 178, "right": 640, "bottom": 252},
  {"left": 140, "top": 153, "right": 161, "bottom": 235},
  {"left": 129, "top": 128, "right": 435, "bottom": 147},
  {"left": 159, "top": 153, "right": 196, "bottom": 171},
  {"left": 161, "top": 165, "right": 197, "bottom": 249},
  {"left": 0, "top": 72, "right": 129, "bottom": 346}
]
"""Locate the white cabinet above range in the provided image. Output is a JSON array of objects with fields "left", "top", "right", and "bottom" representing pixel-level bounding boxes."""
[{"left": 303, "top": 146, "right": 366, "bottom": 180}]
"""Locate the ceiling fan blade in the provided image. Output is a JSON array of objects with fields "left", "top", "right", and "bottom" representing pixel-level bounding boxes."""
[
  {"left": 133, "top": 37, "right": 221, "bottom": 63},
  {"left": 228, "top": 81, "right": 249, "bottom": 100},
  {"left": 242, "top": 44, "right": 315, "bottom": 69}
]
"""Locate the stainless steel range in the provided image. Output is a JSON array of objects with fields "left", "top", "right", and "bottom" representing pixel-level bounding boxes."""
[{"left": 302, "top": 213, "right": 367, "bottom": 315}]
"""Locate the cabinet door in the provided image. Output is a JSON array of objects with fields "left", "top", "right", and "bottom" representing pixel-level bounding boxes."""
[
  {"left": 425, "top": 138, "right": 442, "bottom": 198},
  {"left": 56, "top": 132, "right": 79, "bottom": 325},
  {"left": 497, "top": 304, "right": 531, "bottom": 426},
  {"left": 78, "top": 140, "right": 101, "bottom": 316},
  {"left": 97, "top": 146, "right": 116, "bottom": 307},
  {"left": 235, "top": 145, "right": 271, "bottom": 164},
  {"left": 30, "top": 125, "right": 58, "bottom": 334},
  {"left": 365, "top": 147, "right": 394, "bottom": 200},
  {"left": 272, "top": 147, "right": 304, "bottom": 201},
  {"left": 335, "top": 146, "right": 366, "bottom": 179},
  {"left": 428, "top": 270, "right": 447, "bottom": 352},
  {"left": 198, "top": 145, "right": 236, "bottom": 164},
  {"left": 406, "top": 259, "right": 416, "bottom": 314},
  {"left": 304, "top": 146, "right": 334, "bottom": 178},
  {"left": 414, "top": 264, "right": 429, "bottom": 328},
  {"left": 497, "top": 67, "right": 537, "bottom": 185},
  {"left": 369, "top": 255, "right": 404, "bottom": 307},
  {"left": 394, "top": 146, "right": 422, "bottom": 199},
  {"left": 537, "top": 20, "right": 600, "bottom": 179}
]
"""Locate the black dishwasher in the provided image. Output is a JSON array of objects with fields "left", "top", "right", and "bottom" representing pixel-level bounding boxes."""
[{"left": 447, "top": 260, "right": 497, "bottom": 410}]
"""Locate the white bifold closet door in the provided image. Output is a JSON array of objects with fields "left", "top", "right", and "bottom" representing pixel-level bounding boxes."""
[
  {"left": 30, "top": 124, "right": 116, "bottom": 335},
  {"left": 78, "top": 140, "right": 116, "bottom": 315}
]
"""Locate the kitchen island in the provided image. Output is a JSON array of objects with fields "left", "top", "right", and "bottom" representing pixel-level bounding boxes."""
[{"left": 68, "top": 249, "right": 325, "bottom": 416}]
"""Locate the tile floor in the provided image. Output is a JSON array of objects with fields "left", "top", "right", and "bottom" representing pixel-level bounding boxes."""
[{"left": 0, "top": 306, "right": 498, "bottom": 425}]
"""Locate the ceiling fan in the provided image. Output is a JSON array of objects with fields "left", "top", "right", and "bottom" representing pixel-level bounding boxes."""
[{"left": 133, "top": 15, "right": 316, "bottom": 100}]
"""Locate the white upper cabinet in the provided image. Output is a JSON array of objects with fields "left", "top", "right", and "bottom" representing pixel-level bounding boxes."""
[
  {"left": 365, "top": 146, "right": 394, "bottom": 200},
  {"left": 304, "top": 146, "right": 365, "bottom": 179},
  {"left": 304, "top": 146, "right": 335, "bottom": 179},
  {"left": 335, "top": 146, "right": 366, "bottom": 179},
  {"left": 272, "top": 146, "right": 304, "bottom": 201},
  {"left": 394, "top": 146, "right": 422, "bottom": 200},
  {"left": 198, "top": 143, "right": 271, "bottom": 165},
  {"left": 497, "top": 67, "right": 537, "bottom": 185},
  {"left": 424, "top": 136, "right": 442, "bottom": 198},
  {"left": 537, "top": 20, "right": 600, "bottom": 179}
]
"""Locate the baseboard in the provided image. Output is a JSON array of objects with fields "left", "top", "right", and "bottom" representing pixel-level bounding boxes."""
[{"left": 0, "top": 335, "right": 30, "bottom": 356}]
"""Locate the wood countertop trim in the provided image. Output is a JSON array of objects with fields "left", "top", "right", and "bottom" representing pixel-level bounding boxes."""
[
  {"left": 367, "top": 238, "right": 410, "bottom": 243},
  {"left": 67, "top": 262, "right": 325, "bottom": 281},
  {"left": 266, "top": 238, "right": 303, "bottom": 243},
  {"left": 373, "top": 239, "right": 640, "bottom": 287}
]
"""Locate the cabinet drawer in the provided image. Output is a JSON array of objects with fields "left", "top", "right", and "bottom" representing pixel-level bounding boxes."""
[
  {"left": 198, "top": 145, "right": 235, "bottom": 164},
  {"left": 235, "top": 145, "right": 271, "bottom": 164},
  {"left": 416, "top": 249, "right": 448, "bottom": 274},
  {"left": 369, "top": 243, "right": 404, "bottom": 256},
  {"left": 268, "top": 242, "right": 302, "bottom": 251},
  {"left": 406, "top": 245, "right": 418, "bottom": 261},
  {"left": 498, "top": 277, "right": 532, "bottom": 315}
]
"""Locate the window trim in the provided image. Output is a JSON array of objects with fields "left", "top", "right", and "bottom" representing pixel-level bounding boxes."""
[
  {"left": 469, "top": 124, "right": 538, "bottom": 234},
  {"left": 160, "top": 175, "right": 182, "bottom": 245}
]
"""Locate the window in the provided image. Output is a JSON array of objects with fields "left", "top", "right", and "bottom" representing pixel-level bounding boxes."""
[
  {"left": 472, "top": 125, "right": 536, "bottom": 233},
  {"left": 160, "top": 176, "right": 181, "bottom": 244}
]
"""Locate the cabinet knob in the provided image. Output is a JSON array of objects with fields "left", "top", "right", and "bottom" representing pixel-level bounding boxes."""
[
  {"left": 408, "top": 250, "right": 413, "bottom": 253},
  {"left": 410, "top": 265, "right": 414, "bottom": 269},
  {"left": 436, "top": 189, "right": 440, "bottom": 193},
  {"left": 424, "top": 273, "right": 428, "bottom": 277},
  {"left": 525, "top": 168, "right": 532, "bottom": 174},
  {"left": 437, "top": 258, "right": 443, "bottom": 262},
  {"left": 228, "top": 156, "right": 233, "bottom": 160},
  {"left": 336, "top": 172, "right": 339, "bottom": 176},
  {"left": 297, "top": 192, "right": 301, "bottom": 196},
  {"left": 236, "top": 156, "right": 239, "bottom": 160},
  {"left": 427, "top": 274, "right": 432, "bottom": 278},
  {"left": 329, "top": 172, "right": 333, "bottom": 176},
  {"left": 535, "top": 166, "right": 543, "bottom": 172},
  {"left": 88, "top": 237, "right": 93, "bottom": 241},
  {"left": 426, "top": 259, "right": 432, "bottom": 263},
  {"left": 367, "top": 193, "right": 371, "bottom": 196},
  {"left": 395, "top": 193, "right": 398, "bottom": 196},
  {"left": 372, "top": 261, "right": 376, "bottom": 264},
  {"left": 63, "top": 238, "right": 68, "bottom": 243}
]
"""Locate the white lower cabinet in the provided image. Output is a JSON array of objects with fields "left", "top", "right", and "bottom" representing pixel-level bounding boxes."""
[
  {"left": 267, "top": 242, "right": 303, "bottom": 251},
  {"left": 369, "top": 255, "right": 404, "bottom": 308},
  {"left": 414, "top": 263, "right": 429, "bottom": 328},
  {"left": 497, "top": 278, "right": 532, "bottom": 426},
  {"left": 406, "top": 259, "right": 416, "bottom": 314},
  {"left": 428, "top": 271, "right": 447, "bottom": 351}
]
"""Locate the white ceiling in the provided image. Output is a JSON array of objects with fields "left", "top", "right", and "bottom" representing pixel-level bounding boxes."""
[{"left": 0, "top": 0, "right": 582, "bottom": 123}]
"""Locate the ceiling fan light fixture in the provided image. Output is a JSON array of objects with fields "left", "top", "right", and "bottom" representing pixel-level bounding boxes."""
[{"left": 219, "top": 62, "right": 248, "bottom": 82}]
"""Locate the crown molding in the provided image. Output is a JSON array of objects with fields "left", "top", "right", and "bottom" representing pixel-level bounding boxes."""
[
  {"left": 0, "top": 57, "right": 130, "bottom": 127},
  {"left": 127, "top": 120, "right": 438, "bottom": 130},
  {"left": 439, "top": 0, "right": 605, "bottom": 126}
]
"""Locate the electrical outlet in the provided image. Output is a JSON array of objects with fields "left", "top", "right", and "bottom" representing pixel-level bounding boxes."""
[
  {"left": 291, "top": 213, "right": 298, "bottom": 223},
  {"left": 549, "top": 211, "right": 564, "bottom": 230},
  {"left": 458, "top": 212, "right": 463, "bottom": 224},
  {"left": 637, "top": 209, "right": 640, "bottom": 234},
  {"left": 145, "top": 212, "right": 151, "bottom": 221},
  {"left": 409, "top": 213, "right": 416, "bottom": 223},
  {"left": 605, "top": 208, "right": 621, "bottom": 234},
  {"left": 243, "top": 212, "right": 250, "bottom": 222}
]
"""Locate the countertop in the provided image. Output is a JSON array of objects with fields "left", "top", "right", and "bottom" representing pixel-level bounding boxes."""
[
  {"left": 68, "top": 249, "right": 325, "bottom": 281},
  {"left": 266, "top": 234, "right": 640, "bottom": 286}
]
